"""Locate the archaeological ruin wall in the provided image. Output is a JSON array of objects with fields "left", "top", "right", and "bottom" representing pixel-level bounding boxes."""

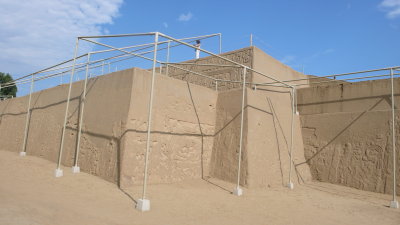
[{"left": 297, "top": 78, "right": 400, "bottom": 195}]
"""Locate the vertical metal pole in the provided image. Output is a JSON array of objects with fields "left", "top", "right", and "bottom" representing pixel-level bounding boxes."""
[
  {"left": 72, "top": 53, "right": 91, "bottom": 173},
  {"left": 215, "top": 80, "right": 218, "bottom": 91},
  {"left": 219, "top": 33, "right": 222, "bottom": 54},
  {"left": 288, "top": 87, "right": 295, "bottom": 189},
  {"left": 234, "top": 66, "right": 247, "bottom": 196},
  {"left": 250, "top": 34, "right": 253, "bottom": 46},
  {"left": 55, "top": 38, "right": 79, "bottom": 177},
  {"left": 141, "top": 32, "right": 159, "bottom": 201},
  {"left": 166, "top": 41, "right": 171, "bottom": 75},
  {"left": 390, "top": 68, "right": 399, "bottom": 208},
  {"left": 102, "top": 62, "right": 104, "bottom": 75},
  {"left": 20, "top": 73, "right": 35, "bottom": 156},
  {"left": 108, "top": 63, "right": 111, "bottom": 73},
  {"left": 294, "top": 88, "right": 299, "bottom": 114}
]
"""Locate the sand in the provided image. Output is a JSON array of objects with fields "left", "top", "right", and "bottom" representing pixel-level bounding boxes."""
[{"left": 0, "top": 150, "right": 399, "bottom": 225}]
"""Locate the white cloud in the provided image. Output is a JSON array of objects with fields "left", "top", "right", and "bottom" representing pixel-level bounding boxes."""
[
  {"left": 0, "top": 0, "right": 123, "bottom": 77},
  {"left": 163, "top": 22, "right": 169, "bottom": 28},
  {"left": 380, "top": 0, "right": 400, "bottom": 19},
  {"left": 178, "top": 12, "right": 193, "bottom": 22}
]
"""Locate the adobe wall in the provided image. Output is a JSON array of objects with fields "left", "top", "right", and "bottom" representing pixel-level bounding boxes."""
[
  {"left": 252, "top": 47, "right": 308, "bottom": 85},
  {"left": 210, "top": 88, "right": 248, "bottom": 186},
  {"left": 119, "top": 68, "right": 218, "bottom": 187},
  {"left": 164, "top": 47, "right": 253, "bottom": 91},
  {"left": 0, "top": 70, "right": 133, "bottom": 183},
  {"left": 210, "top": 86, "right": 312, "bottom": 188},
  {"left": 164, "top": 46, "right": 309, "bottom": 91},
  {"left": 297, "top": 79, "right": 400, "bottom": 195},
  {"left": 246, "top": 86, "right": 311, "bottom": 188}
]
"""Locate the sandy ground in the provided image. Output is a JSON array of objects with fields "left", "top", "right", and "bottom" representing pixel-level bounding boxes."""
[{"left": 0, "top": 150, "right": 399, "bottom": 225}]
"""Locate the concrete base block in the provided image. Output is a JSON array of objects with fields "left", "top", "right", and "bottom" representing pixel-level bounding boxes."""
[
  {"left": 296, "top": 111, "right": 299, "bottom": 115},
  {"left": 288, "top": 182, "right": 294, "bottom": 189},
  {"left": 19, "top": 152, "right": 26, "bottom": 157},
  {"left": 72, "top": 166, "right": 80, "bottom": 173},
  {"left": 390, "top": 200, "right": 399, "bottom": 209},
  {"left": 54, "top": 168, "right": 63, "bottom": 178},
  {"left": 233, "top": 187, "right": 243, "bottom": 196},
  {"left": 136, "top": 199, "right": 150, "bottom": 212}
]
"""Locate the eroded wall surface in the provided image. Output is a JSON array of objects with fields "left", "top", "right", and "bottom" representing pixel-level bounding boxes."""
[
  {"left": 163, "top": 48, "right": 253, "bottom": 91},
  {"left": 0, "top": 70, "right": 133, "bottom": 183},
  {"left": 246, "top": 86, "right": 311, "bottom": 188},
  {"left": 210, "top": 89, "right": 248, "bottom": 186},
  {"left": 298, "top": 79, "right": 400, "bottom": 195},
  {"left": 119, "top": 68, "right": 217, "bottom": 187}
]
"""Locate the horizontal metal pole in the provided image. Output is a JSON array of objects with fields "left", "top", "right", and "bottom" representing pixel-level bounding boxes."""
[
  {"left": 247, "top": 67, "right": 293, "bottom": 88},
  {"left": 12, "top": 53, "right": 89, "bottom": 83},
  {"left": 166, "top": 62, "right": 242, "bottom": 68},
  {"left": 78, "top": 32, "right": 157, "bottom": 39},
  {"left": 265, "top": 66, "right": 400, "bottom": 85},
  {"left": 293, "top": 73, "right": 400, "bottom": 87},
  {"left": 10, "top": 33, "right": 220, "bottom": 87}
]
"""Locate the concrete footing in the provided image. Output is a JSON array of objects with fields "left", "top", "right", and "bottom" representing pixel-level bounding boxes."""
[
  {"left": 19, "top": 152, "right": 26, "bottom": 157},
  {"left": 54, "top": 168, "right": 63, "bottom": 177},
  {"left": 136, "top": 199, "right": 150, "bottom": 211},
  {"left": 72, "top": 166, "right": 80, "bottom": 173},
  {"left": 288, "top": 182, "right": 294, "bottom": 189},
  {"left": 233, "top": 187, "right": 243, "bottom": 196},
  {"left": 390, "top": 200, "right": 399, "bottom": 209}
]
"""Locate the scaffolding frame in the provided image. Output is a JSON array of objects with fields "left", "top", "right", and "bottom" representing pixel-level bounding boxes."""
[
  {"left": 8, "top": 32, "right": 396, "bottom": 211},
  {"left": 2, "top": 32, "right": 297, "bottom": 212}
]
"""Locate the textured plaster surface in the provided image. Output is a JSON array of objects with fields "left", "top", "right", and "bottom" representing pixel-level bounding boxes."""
[
  {"left": 0, "top": 70, "right": 133, "bottom": 183},
  {"left": 298, "top": 79, "right": 400, "bottom": 195},
  {"left": 119, "top": 68, "right": 217, "bottom": 187},
  {"left": 164, "top": 48, "right": 253, "bottom": 91}
]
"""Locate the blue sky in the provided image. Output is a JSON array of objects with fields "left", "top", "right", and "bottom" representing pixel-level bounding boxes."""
[
  {"left": 0, "top": 0, "right": 399, "bottom": 95},
  {"left": 106, "top": 0, "right": 399, "bottom": 75}
]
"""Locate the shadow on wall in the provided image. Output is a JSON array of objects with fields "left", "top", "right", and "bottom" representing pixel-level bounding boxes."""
[
  {"left": 297, "top": 93, "right": 400, "bottom": 196},
  {"left": 0, "top": 75, "right": 303, "bottom": 196}
]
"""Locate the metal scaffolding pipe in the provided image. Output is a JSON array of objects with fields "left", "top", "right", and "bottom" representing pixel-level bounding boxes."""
[
  {"left": 72, "top": 53, "right": 91, "bottom": 173},
  {"left": 219, "top": 33, "right": 222, "bottom": 54},
  {"left": 390, "top": 68, "right": 399, "bottom": 208},
  {"left": 55, "top": 38, "right": 80, "bottom": 177},
  {"left": 262, "top": 66, "right": 400, "bottom": 86},
  {"left": 166, "top": 62, "right": 241, "bottom": 68},
  {"left": 166, "top": 41, "right": 170, "bottom": 76},
  {"left": 138, "top": 32, "right": 159, "bottom": 212},
  {"left": 291, "top": 73, "right": 400, "bottom": 87},
  {"left": 288, "top": 88, "right": 295, "bottom": 189},
  {"left": 234, "top": 66, "right": 247, "bottom": 196},
  {"left": 20, "top": 73, "right": 35, "bottom": 156}
]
